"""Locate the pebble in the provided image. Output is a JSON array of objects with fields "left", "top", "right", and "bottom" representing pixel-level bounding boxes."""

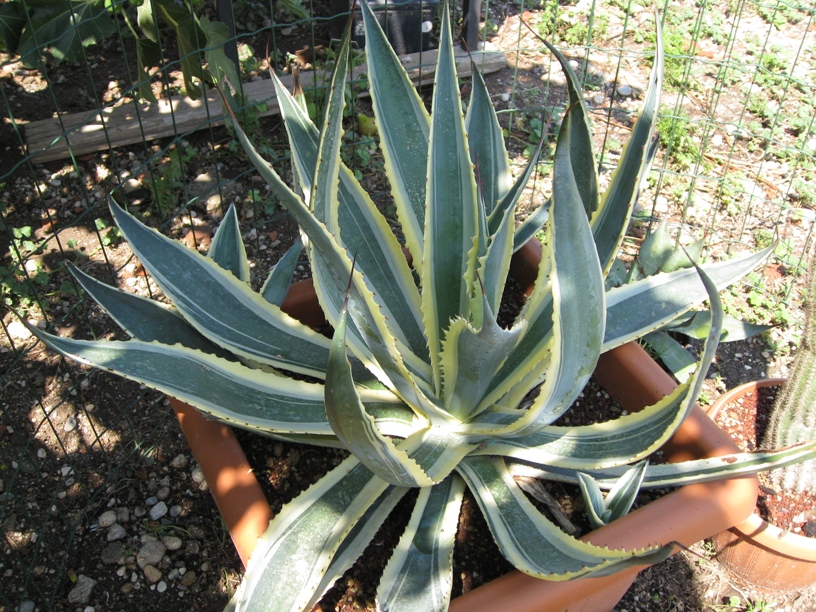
[
  {"left": 36, "top": 448, "right": 46, "bottom": 459},
  {"left": 115, "top": 507, "right": 129, "bottom": 523},
  {"left": 191, "top": 466, "right": 205, "bottom": 484},
  {"left": 157, "top": 580, "right": 167, "bottom": 593},
  {"left": 162, "top": 535, "right": 183, "bottom": 551},
  {"left": 98, "top": 510, "right": 117, "bottom": 528},
  {"left": 137, "top": 540, "right": 166, "bottom": 568},
  {"left": 157, "top": 485, "right": 170, "bottom": 501},
  {"left": 149, "top": 501, "right": 168, "bottom": 520},
  {"left": 169, "top": 505, "right": 182, "bottom": 518},
  {"left": 101, "top": 541, "right": 125, "bottom": 564},
  {"left": 592, "top": 93, "right": 605, "bottom": 105},
  {"left": 64, "top": 416, "right": 77, "bottom": 432},
  {"left": 500, "top": 92, "right": 511, "bottom": 102},
  {"left": 143, "top": 564, "right": 162, "bottom": 583},
  {"left": 107, "top": 523, "right": 127, "bottom": 541},
  {"left": 18, "top": 601, "right": 35, "bottom": 612},
  {"left": 6, "top": 320, "right": 32, "bottom": 340},
  {"left": 170, "top": 454, "right": 188, "bottom": 469},
  {"left": 68, "top": 574, "right": 97, "bottom": 605},
  {"left": 145, "top": 496, "right": 158, "bottom": 506},
  {"left": 122, "top": 178, "right": 141, "bottom": 193},
  {"left": 179, "top": 570, "right": 196, "bottom": 587},
  {"left": 616, "top": 84, "right": 633, "bottom": 97}
]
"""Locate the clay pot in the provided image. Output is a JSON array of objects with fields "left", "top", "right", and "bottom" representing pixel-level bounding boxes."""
[
  {"left": 170, "top": 242, "right": 758, "bottom": 611},
  {"left": 707, "top": 379, "right": 816, "bottom": 592}
]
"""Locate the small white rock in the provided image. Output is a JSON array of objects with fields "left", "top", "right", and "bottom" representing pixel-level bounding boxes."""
[
  {"left": 6, "top": 320, "right": 32, "bottom": 340},
  {"left": 162, "top": 535, "right": 183, "bottom": 551},
  {"left": 98, "top": 510, "right": 117, "bottom": 528},
  {"left": 500, "top": 92, "right": 511, "bottom": 102},
  {"left": 143, "top": 564, "right": 162, "bottom": 584},
  {"left": 616, "top": 84, "right": 633, "bottom": 97},
  {"left": 191, "top": 466, "right": 205, "bottom": 484},
  {"left": 107, "top": 523, "right": 127, "bottom": 541},
  {"left": 64, "top": 416, "right": 77, "bottom": 432},
  {"left": 149, "top": 501, "right": 168, "bottom": 521}
]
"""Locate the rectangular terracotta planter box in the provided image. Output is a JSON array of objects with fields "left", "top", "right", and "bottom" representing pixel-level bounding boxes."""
[{"left": 170, "top": 243, "right": 759, "bottom": 611}]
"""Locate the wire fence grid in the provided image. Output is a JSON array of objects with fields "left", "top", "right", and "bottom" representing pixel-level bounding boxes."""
[{"left": 2, "top": 0, "right": 815, "bottom": 609}]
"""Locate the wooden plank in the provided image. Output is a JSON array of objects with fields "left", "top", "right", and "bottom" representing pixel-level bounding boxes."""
[{"left": 25, "top": 49, "right": 506, "bottom": 163}]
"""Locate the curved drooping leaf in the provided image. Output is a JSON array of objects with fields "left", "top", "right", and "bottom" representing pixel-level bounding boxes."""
[
  {"left": 509, "top": 442, "right": 816, "bottom": 490},
  {"left": 491, "top": 107, "right": 604, "bottom": 435},
  {"left": 32, "top": 328, "right": 412, "bottom": 438},
  {"left": 472, "top": 381, "right": 693, "bottom": 467},
  {"left": 591, "top": 18, "right": 663, "bottom": 274},
  {"left": 377, "top": 476, "right": 465, "bottom": 612},
  {"left": 457, "top": 457, "right": 673, "bottom": 579},
  {"left": 109, "top": 201, "right": 337, "bottom": 379},
  {"left": 541, "top": 39, "right": 598, "bottom": 220},
  {"left": 603, "top": 246, "right": 772, "bottom": 350},
  {"left": 226, "top": 458, "right": 390, "bottom": 612},
  {"left": 303, "top": 486, "right": 409, "bottom": 610},
  {"left": 68, "top": 263, "right": 224, "bottom": 355},
  {"left": 326, "top": 298, "right": 435, "bottom": 487}
]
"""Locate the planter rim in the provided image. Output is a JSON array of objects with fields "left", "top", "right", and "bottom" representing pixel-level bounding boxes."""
[{"left": 707, "top": 378, "right": 816, "bottom": 562}]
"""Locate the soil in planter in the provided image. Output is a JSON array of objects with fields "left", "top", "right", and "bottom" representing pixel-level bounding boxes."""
[
  {"left": 712, "top": 384, "right": 816, "bottom": 537},
  {"left": 237, "top": 376, "right": 673, "bottom": 611}
]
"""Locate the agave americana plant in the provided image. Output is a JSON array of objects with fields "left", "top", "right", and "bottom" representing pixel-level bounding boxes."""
[{"left": 31, "top": 3, "right": 816, "bottom": 611}]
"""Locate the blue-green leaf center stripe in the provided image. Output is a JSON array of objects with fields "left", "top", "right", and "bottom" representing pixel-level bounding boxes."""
[
  {"left": 110, "top": 202, "right": 334, "bottom": 378},
  {"left": 422, "top": 5, "right": 480, "bottom": 388}
]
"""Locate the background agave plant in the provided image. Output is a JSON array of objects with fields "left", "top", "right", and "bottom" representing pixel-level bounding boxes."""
[{"left": 28, "top": 3, "right": 816, "bottom": 611}]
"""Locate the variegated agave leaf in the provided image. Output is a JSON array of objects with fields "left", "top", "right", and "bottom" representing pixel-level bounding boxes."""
[{"left": 29, "top": 3, "right": 803, "bottom": 612}]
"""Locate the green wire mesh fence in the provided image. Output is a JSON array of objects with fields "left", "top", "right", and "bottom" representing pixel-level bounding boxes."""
[{"left": 1, "top": 0, "right": 815, "bottom": 609}]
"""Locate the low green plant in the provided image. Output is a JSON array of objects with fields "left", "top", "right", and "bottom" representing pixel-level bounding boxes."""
[
  {"left": 145, "top": 143, "right": 198, "bottom": 215},
  {"left": 607, "top": 222, "right": 774, "bottom": 382},
  {"left": 29, "top": 4, "right": 816, "bottom": 611},
  {"left": 656, "top": 108, "right": 703, "bottom": 170},
  {"left": 1, "top": 226, "right": 49, "bottom": 315},
  {"left": 0, "top": 0, "right": 210, "bottom": 101},
  {"left": 720, "top": 595, "right": 777, "bottom": 612},
  {"left": 94, "top": 218, "right": 123, "bottom": 247}
]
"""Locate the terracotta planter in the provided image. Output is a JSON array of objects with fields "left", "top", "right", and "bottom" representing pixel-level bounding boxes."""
[
  {"left": 706, "top": 379, "right": 816, "bottom": 592},
  {"left": 170, "top": 242, "right": 758, "bottom": 611}
]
